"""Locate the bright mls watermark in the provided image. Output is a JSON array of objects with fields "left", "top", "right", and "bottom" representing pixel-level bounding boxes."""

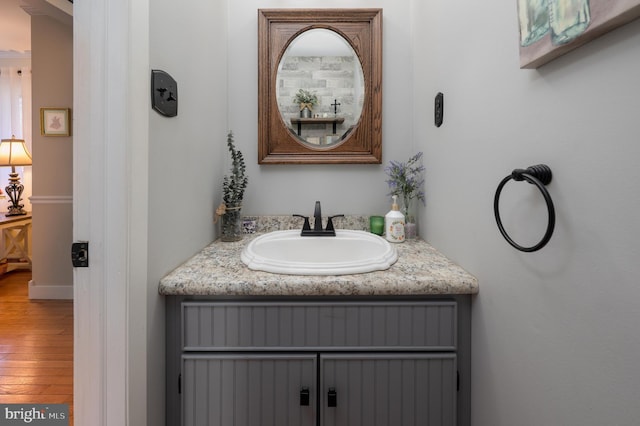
[{"left": 0, "top": 405, "right": 68, "bottom": 425}]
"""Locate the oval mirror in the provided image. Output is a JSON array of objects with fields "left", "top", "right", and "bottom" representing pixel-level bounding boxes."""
[
  {"left": 276, "top": 28, "right": 365, "bottom": 148},
  {"left": 258, "top": 9, "right": 382, "bottom": 164}
]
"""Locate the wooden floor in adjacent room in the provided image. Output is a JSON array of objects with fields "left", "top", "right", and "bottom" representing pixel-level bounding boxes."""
[{"left": 0, "top": 270, "right": 73, "bottom": 425}]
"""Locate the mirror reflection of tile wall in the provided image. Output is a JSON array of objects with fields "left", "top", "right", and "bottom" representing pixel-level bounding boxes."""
[{"left": 277, "top": 55, "right": 364, "bottom": 141}]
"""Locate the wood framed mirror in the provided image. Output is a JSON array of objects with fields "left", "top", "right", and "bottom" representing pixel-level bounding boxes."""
[{"left": 258, "top": 9, "right": 382, "bottom": 164}]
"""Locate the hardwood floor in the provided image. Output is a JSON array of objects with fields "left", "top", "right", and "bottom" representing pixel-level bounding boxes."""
[{"left": 0, "top": 270, "right": 73, "bottom": 425}]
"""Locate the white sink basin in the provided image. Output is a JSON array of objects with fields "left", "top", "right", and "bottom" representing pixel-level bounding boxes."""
[{"left": 241, "top": 229, "right": 398, "bottom": 275}]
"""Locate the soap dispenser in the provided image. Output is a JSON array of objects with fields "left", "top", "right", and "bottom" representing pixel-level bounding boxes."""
[{"left": 385, "top": 195, "right": 405, "bottom": 243}]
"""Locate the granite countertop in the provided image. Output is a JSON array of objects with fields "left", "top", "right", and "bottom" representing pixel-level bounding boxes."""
[{"left": 158, "top": 215, "right": 478, "bottom": 297}]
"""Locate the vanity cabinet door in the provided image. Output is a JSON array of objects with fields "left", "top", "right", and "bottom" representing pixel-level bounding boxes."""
[
  {"left": 182, "top": 353, "right": 317, "bottom": 426},
  {"left": 320, "top": 353, "right": 456, "bottom": 426}
]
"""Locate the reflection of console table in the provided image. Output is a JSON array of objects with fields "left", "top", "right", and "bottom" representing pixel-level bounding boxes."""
[
  {"left": 0, "top": 213, "right": 32, "bottom": 273},
  {"left": 290, "top": 116, "right": 345, "bottom": 135}
]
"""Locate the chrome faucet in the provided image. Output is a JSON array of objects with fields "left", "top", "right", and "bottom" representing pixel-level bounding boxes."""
[{"left": 293, "top": 201, "right": 344, "bottom": 236}]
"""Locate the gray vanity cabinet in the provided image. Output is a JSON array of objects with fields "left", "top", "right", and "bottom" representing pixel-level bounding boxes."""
[
  {"left": 320, "top": 353, "right": 456, "bottom": 426},
  {"left": 168, "top": 298, "right": 470, "bottom": 426},
  {"left": 182, "top": 353, "right": 317, "bottom": 426}
]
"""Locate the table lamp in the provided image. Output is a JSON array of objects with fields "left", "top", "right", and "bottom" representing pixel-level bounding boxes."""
[{"left": 0, "top": 136, "right": 32, "bottom": 216}]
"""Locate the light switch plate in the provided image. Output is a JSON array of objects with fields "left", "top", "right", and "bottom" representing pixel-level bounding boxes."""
[{"left": 151, "top": 70, "right": 178, "bottom": 117}]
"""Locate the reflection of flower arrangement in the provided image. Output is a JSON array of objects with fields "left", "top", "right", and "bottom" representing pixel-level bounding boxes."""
[
  {"left": 293, "top": 89, "right": 319, "bottom": 111},
  {"left": 384, "top": 152, "right": 426, "bottom": 218}
]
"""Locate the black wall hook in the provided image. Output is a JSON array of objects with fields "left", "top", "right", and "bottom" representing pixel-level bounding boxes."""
[
  {"left": 151, "top": 70, "right": 178, "bottom": 117},
  {"left": 494, "top": 164, "right": 555, "bottom": 252}
]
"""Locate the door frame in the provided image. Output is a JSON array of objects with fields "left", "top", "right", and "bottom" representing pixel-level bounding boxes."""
[{"left": 73, "top": 0, "right": 150, "bottom": 424}]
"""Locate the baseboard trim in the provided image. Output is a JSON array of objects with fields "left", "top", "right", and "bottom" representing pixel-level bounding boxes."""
[{"left": 28, "top": 280, "right": 74, "bottom": 300}]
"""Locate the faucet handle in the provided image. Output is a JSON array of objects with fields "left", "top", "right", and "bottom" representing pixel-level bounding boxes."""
[
  {"left": 293, "top": 214, "right": 311, "bottom": 231},
  {"left": 325, "top": 215, "right": 345, "bottom": 232}
]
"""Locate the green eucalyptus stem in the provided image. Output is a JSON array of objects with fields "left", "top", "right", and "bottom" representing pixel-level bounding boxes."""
[
  {"left": 220, "top": 131, "right": 248, "bottom": 241},
  {"left": 222, "top": 131, "right": 248, "bottom": 206}
]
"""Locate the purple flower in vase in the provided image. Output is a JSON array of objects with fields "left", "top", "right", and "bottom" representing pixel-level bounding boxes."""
[{"left": 384, "top": 152, "right": 426, "bottom": 219}]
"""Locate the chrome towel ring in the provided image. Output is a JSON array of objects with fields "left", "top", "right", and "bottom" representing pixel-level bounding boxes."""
[{"left": 494, "top": 164, "right": 555, "bottom": 252}]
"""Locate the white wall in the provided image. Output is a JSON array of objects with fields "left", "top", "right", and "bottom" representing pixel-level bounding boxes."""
[
  {"left": 228, "top": 0, "right": 414, "bottom": 217},
  {"left": 29, "top": 14, "right": 73, "bottom": 299},
  {"left": 412, "top": 1, "right": 640, "bottom": 425},
  {"left": 147, "top": 0, "right": 228, "bottom": 425}
]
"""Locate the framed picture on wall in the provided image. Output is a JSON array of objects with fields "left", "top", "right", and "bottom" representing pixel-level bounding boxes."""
[
  {"left": 518, "top": 0, "right": 640, "bottom": 68},
  {"left": 40, "top": 108, "right": 70, "bottom": 136}
]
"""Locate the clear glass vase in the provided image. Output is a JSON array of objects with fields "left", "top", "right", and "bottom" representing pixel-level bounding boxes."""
[
  {"left": 220, "top": 202, "right": 243, "bottom": 242},
  {"left": 402, "top": 196, "right": 418, "bottom": 239}
]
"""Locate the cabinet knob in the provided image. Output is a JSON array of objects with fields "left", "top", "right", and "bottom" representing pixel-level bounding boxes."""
[
  {"left": 327, "top": 387, "right": 337, "bottom": 407},
  {"left": 300, "top": 387, "right": 310, "bottom": 406}
]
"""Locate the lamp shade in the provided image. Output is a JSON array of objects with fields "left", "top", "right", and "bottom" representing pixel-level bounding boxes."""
[{"left": 0, "top": 136, "right": 32, "bottom": 167}]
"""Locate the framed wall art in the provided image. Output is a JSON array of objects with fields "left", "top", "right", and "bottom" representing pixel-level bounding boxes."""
[
  {"left": 518, "top": 0, "right": 640, "bottom": 68},
  {"left": 40, "top": 108, "right": 70, "bottom": 136}
]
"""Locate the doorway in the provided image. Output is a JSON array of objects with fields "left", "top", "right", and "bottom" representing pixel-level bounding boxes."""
[{"left": 0, "top": 0, "right": 75, "bottom": 423}]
